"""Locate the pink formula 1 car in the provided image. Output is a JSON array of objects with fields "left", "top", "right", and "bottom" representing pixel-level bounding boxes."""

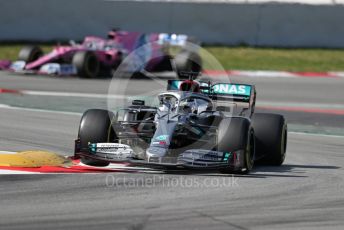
[{"left": 1, "top": 30, "right": 202, "bottom": 78}]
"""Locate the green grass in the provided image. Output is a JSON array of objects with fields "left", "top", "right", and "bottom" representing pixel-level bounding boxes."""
[
  {"left": 1, "top": 44, "right": 344, "bottom": 72},
  {"left": 203, "top": 47, "right": 344, "bottom": 72},
  {"left": 0, "top": 44, "right": 53, "bottom": 61}
]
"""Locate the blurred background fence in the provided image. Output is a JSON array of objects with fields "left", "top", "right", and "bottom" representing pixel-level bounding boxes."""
[{"left": 1, "top": 0, "right": 344, "bottom": 47}]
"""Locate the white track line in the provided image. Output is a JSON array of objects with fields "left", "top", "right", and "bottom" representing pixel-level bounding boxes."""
[
  {"left": 0, "top": 151, "right": 16, "bottom": 154},
  {"left": 257, "top": 101, "right": 344, "bottom": 109},
  {"left": 0, "top": 104, "right": 81, "bottom": 116},
  {"left": 21, "top": 90, "right": 126, "bottom": 99},
  {"left": 0, "top": 170, "right": 38, "bottom": 174},
  {"left": 289, "top": 132, "right": 344, "bottom": 138},
  {"left": 230, "top": 70, "right": 296, "bottom": 78}
]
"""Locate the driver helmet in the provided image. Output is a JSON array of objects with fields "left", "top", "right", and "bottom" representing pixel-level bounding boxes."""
[
  {"left": 179, "top": 80, "right": 201, "bottom": 93},
  {"left": 108, "top": 28, "right": 119, "bottom": 39}
]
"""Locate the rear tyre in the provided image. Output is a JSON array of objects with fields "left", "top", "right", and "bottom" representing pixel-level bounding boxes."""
[
  {"left": 18, "top": 46, "right": 43, "bottom": 63},
  {"left": 217, "top": 118, "right": 255, "bottom": 174},
  {"left": 251, "top": 113, "right": 287, "bottom": 166},
  {"left": 78, "top": 109, "right": 116, "bottom": 167},
  {"left": 174, "top": 50, "right": 202, "bottom": 79},
  {"left": 72, "top": 51, "right": 100, "bottom": 78}
]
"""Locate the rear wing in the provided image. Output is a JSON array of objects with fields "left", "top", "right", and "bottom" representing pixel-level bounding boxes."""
[
  {"left": 167, "top": 80, "right": 255, "bottom": 103},
  {"left": 208, "top": 83, "right": 256, "bottom": 117},
  {"left": 209, "top": 83, "right": 254, "bottom": 103},
  {"left": 167, "top": 80, "right": 256, "bottom": 116}
]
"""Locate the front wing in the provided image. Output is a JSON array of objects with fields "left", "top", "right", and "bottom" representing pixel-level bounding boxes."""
[
  {"left": 74, "top": 141, "right": 244, "bottom": 170},
  {"left": 3, "top": 61, "right": 77, "bottom": 76}
]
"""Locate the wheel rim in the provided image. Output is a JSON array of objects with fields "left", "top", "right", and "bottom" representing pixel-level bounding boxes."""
[{"left": 280, "top": 125, "right": 287, "bottom": 162}]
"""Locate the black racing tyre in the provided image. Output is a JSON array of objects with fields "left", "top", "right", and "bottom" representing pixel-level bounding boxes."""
[
  {"left": 18, "top": 46, "right": 43, "bottom": 63},
  {"left": 251, "top": 113, "right": 287, "bottom": 166},
  {"left": 217, "top": 118, "right": 255, "bottom": 174},
  {"left": 78, "top": 109, "right": 116, "bottom": 167},
  {"left": 72, "top": 51, "right": 100, "bottom": 78},
  {"left": 174, "top": 50, "right": 202, "bottom": 79}
]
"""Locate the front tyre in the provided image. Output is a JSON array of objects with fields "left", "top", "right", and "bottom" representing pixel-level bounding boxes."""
[
  {"left": 72, "top": 51, "right": 100, "bottom": 78},
  {"left": 252, "top": 113, "right": 287, "bottom": 166},
  {"left": 18, "top": 46, "right": 43, "bottom": 63},
  {"left": 217, "top": 118, "right": 255, "bottom": 174},
  {"left": 78, "top": 109, "right": 115, "bottom": 167}
]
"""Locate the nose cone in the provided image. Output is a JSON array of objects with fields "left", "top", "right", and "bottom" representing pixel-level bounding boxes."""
[{"left": 146, "top": 146, "right": 168, "bottom": 158}]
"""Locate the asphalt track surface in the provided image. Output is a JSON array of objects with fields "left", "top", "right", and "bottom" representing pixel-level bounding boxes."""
[{"left": 0, "top": 72, "right": 344, "bottom": 230}]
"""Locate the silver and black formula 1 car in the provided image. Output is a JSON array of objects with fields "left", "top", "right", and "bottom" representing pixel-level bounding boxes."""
[{"left": 74, "top": 77, "right": 287, "bottom": 173}]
